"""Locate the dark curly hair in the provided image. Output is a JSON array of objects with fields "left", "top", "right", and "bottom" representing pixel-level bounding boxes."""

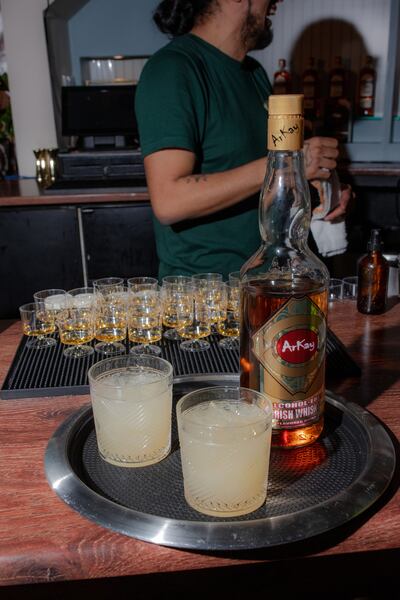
[{"left": 153, "top": 0, "right": 217, "bottom": 37}]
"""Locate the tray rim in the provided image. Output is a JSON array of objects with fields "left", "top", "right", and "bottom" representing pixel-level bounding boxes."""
[{"left": 44, "top": 374, "right": 396, "bottom": 551}]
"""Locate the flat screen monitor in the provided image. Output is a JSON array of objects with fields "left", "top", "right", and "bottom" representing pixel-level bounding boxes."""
[{"left": 61, "top": 85, "right": 138, "bottom": 139}]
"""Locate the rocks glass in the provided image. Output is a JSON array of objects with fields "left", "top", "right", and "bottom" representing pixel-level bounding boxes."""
[
  {"left": 177, "top": 386, "right": 273, "bottom": 517},
  {"left": 88, "top": 355, "right": 173, "bottom": 467}
]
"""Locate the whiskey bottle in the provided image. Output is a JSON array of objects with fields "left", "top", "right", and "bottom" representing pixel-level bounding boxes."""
[
  {"left": 273, "top": 59, "right": 291, "bottom": 95},
  {"left": 240, "top": 94, "right": 329, "bottom": 449},
  {"left": 326, "top": 56, "right": 350, "bottom": 141},
  {"left": 357, "top": 229, "right": 388, "bottom": 314},
  {"left": 358, "top": 56, "right": 376, "bottom": 117},
  {"left": 329, "top": 56, "right": 346, "bottom": 100}
]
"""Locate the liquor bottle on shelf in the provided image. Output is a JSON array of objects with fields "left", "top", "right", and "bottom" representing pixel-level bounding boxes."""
[
  {"left": 326, "top": 56, "right": 351, "bottom": 142},
  {"left": 302, "top": 57, "right": 320, "bottom": 120},
  {"left": 357, "top": 229, "right": 389, "bottom": 315},
  {"left": 329, "top": 55, "right": 346, "bottom": 100},
  {"left": 358, "top": 55, "right": 376, "bottom": 117},
  {"left": 239, "top": 94, "right": 329, "bottom": 449},
  {"left": 273, "top": 59, "right": 291, "bottom": 95}
]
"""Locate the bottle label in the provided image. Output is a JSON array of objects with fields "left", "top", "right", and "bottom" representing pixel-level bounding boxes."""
[
  {"left": 330, "top": 77, "right": 344, "bottom": 98},
  {"left": 360, "top": 96, "right": 373, "bottom": 109},
  {"left": 360, "top": 80, "right": 374, "bottom": 99},
  {"left": 251, "top": 296, "right": 326, "bottom": 430},
  {"left": 267, "top": 115, "right": 303, "bottom": 151}
]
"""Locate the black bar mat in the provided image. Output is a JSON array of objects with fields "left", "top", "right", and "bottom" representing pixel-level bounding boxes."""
[{"left": 1, "top": 327, "right": 360, "bottom": 400}]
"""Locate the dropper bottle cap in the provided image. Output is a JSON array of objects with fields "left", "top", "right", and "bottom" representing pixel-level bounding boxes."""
[{"left": 368, "top": 228, "right": 383, "bottom": 252}]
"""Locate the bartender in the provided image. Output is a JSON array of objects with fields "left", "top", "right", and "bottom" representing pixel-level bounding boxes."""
[{"left": 135, "top": 0, "right": 352, "bottom": 279}]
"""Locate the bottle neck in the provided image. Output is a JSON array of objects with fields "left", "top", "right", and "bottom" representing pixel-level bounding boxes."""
[{"left": 259, "top": 150, "right": 310, "bottom": 249}]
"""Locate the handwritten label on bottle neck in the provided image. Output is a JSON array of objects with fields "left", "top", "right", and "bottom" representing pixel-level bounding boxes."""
[{"left": 268, "top": 115, "right": 303, "bottom": 151}]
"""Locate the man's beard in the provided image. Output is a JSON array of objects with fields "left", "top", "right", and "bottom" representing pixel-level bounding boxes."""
[{"left": 241, "top": 5, "right": 274, "bottom": 51}]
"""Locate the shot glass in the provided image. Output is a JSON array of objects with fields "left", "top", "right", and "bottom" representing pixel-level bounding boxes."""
[
  {"left": 217, "top": 282, "right": 240, "bottom": 349},
  {"left": 177, "top": 386, "right": 272, "bottom": 517},
  {"left": 19, "top": 302, "right": 56, "bottom": 349},
  {"left": 342, "top": 276, "right": 358, "bottom": 300},
  {"left": 328, "top": 278, "right": 343, "bottom": 302},
  {"left": 161, "top": 276, "right": 193, "bottom": 340},
  {"left": 128, "top": 287, "right": 163, "bottom": 355},
  {"left": 127, "top": 276, "right": 158, "bottom": 292},
  {"left": 228, "top": 271, "right": 241, "bottom": 285},
  {"left": 88, "top": 355, "right": 173, "bottom": 467}
]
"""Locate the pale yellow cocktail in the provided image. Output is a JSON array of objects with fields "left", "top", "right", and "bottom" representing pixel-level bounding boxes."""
[
  {"left": 177, "top": 387, "right": 272, "bottom": 517},
  {"left": 89, "top": 355, "right": 173, "bottom": 467}
]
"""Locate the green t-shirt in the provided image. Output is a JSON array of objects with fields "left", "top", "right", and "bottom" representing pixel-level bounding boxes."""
[{"left": 135, "top": 33, "right": 272, "bottom": 280}]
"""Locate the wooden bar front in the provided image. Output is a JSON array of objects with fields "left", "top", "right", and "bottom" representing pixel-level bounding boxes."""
[{"left": 0, "top": 300, "right": 399, "bottom": 597}]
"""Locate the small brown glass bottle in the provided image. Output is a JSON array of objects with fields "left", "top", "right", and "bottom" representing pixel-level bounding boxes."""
[{"left": 357, "top": 229, "right": 389, "bottom": 314}]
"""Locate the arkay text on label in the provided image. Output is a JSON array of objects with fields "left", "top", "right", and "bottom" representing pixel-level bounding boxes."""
[
  {"left": 276, "top": 328, "right": 318, "bottom": 364},
  {"left": 271, "top": 124, "right": 299, "bottom": 147}
]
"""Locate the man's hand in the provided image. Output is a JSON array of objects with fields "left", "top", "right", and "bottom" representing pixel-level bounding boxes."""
[
  {"left": 304, "top": 137, "right": 339, "bottom": 180},
  {"left": 324, "top": 184, "right": 354, "bottom": 222}
]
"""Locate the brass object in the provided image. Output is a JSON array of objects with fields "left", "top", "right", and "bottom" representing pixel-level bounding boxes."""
[{"left": 33, "top": 148, "right": 58, "bottom": 186}]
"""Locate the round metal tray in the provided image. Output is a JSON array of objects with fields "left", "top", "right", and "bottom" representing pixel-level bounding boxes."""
[{"left": 45, "top": 375, "right": 396, "bottom": 551}]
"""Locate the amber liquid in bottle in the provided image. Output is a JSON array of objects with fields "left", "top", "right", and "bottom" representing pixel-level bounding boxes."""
[
  {"left": 357, "top": 229, "right": 388, "bottom": 314},
  {"left": 240, "top": 279, "right": 327, "bottom": 448},
  {"left": 239, "top": 94, "right": 329, "bottom": 449}
]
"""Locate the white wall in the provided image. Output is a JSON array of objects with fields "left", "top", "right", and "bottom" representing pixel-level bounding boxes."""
[
  {"left": 253, "top": 0, "right": 392, "bottom": 117},
  {"left": 1, "top": 0, "right": 57, "bottom": 176}
]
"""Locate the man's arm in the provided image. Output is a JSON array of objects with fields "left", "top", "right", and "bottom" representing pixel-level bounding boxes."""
[
  {"left": 144, "top": 136, "right": 344, "bottom": 226},
  {"left": 144, "top": 149, "right": 266, "bottom": 225}
]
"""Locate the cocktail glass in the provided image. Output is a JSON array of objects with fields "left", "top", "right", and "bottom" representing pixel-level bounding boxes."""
[
  {"left": 88, "top": 354, "right": 173, "bottom": 467},
  {"left": 177, "top": 386, "right": 272, "bottom": 517}
]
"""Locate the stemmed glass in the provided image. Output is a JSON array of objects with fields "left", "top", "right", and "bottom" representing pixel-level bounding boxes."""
[
  {"left": 161, "top": 276, "right": 193, "bottom": 340},
  {"left": 128, "top": 287, "right": 163, "bottom": 356},
  {"left": 192, "top": 273, "right": 223, "bottom": 283},
  {"left": 127, "top": 277, "right": 158, "bottom": 292},
  {"left": 179, "top": 282, "right": 212, "bottom": 352},
  {"left": 33, "top": 288, "right": 70, "bottom": 320},
  {"left": 19, "top": 302, "right": 56, "bottom": 349},
  {"left": 33, "top": 288, "right": 70, "bottom": 348},
  {"left": 94, "top": 284, "right": 127, "bottom": 355},
  {"left": 217, "top": 282, "right": 240, "bottom": 349},
  {"left": 201, "top": 278, "right": 227, "bottom": 328},
  {"left": 92, "top": 277, "right": 124, "bottom": 294},
  {"left": 228, "top": 271, "right": 241, "bottom": 285},
  {"left": 58, "top": 288, "right": 96, "bottom": 358}
]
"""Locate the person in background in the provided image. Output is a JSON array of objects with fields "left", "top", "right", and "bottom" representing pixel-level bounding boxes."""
[{"left": 135, "top": 0, "right": 352, "bottom": 280}]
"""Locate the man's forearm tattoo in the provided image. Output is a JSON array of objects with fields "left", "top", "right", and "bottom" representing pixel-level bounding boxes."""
[{"left": 185, "top": 174, "right": 208, "bottom": 184}]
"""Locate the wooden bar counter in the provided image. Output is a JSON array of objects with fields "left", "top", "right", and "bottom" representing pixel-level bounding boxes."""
[
  {"left": 0, "top": 178, "right": 150, "bottom": 207},
  {"left": 0, "top": 300, "right": 399, "bottom": 597}
]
